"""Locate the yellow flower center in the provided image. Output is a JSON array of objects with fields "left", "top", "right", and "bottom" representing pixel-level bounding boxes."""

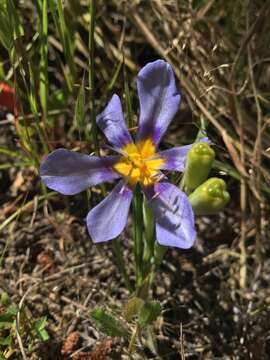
[{"left": 113, "top": 139, "right": 164, "bottom": 186}]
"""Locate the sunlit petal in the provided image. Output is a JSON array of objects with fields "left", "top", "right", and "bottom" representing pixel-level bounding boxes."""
[
  {"left": 158, "top": 137, "right": 210, "bottom": 172},
  {"left": 40, "top": 149, "right": 120, "bottom": 195},
  {"left": 96, "top": 94, "right": 133, "bottom": 149},
  {"left": 136, "top": 60, "right": 181, "bottom": 145},
  {"left": 87, "top": 181, "right": 133, "bottom": 242},
  {"left": 144, "top": 181, "right": 196, "bottom": 248}
]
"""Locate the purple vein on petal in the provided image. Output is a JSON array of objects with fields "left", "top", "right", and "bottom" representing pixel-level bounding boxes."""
[
  {"left": 86, "top": 180, "right": 133, "bottom": 243},
  {"left": 136, "top": 60, "right": 181, "bottom": 146},
  {"left": 40, "top": 149, "right": 120, "bottom": 195},
  {"left": 143, "top": 181, "right": 196, "bottom": 249},
  {"left": 96, "top": 94, "right": 133, "bottom": 149}
]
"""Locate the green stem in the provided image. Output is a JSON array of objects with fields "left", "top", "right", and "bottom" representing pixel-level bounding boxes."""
[
  {"left": 136, "top": 244, "right": 166, "bottom": 301},
  {"left": 142, "top": 197, "right": 155, "bottom": 278},
  {"left": 133, "top": 186, "right": 144, "bottom": 286}
]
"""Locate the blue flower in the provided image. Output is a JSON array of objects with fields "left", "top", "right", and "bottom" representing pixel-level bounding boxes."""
[{"left": 40, "top": 60, "right": 204, "bottom": 248}]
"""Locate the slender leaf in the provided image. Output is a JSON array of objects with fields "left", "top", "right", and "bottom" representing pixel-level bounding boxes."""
[
  {"left": 138, "top": 301, "right": 162, "bottom": 327},
  {"left": 91, "top": 307, "right": 129, "bottom": 339}
]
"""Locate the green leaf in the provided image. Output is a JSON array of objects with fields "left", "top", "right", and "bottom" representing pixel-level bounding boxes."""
[
  {"left": 0, "top": 6, "right": 12, "bottom": 51},
  {"left": 49, "top": 0, "right": 75, "bottom": 80},
  {"left": 0, "top": 318, "right": 14, "bottom": 329},
  {"left": 123, "top": 297, "right": 144, "bottom": 322},
  {"left": 48, "top": 89, "right": 67, "bottom": 109},
  {"left": 6, "top": 0, "right": 24, "bottom": 40},
  {"left": 34, "top": 316, "right": 50, "bottom": 341},
  {"left": 138, "top": 301, "right": 162, "bottom": 328},
  {"left": 39, "top": 0, "right": 48, "bottom": 118},
  {"left": 107, "top": 59, "right": 122, "bottom": 91},
  {"left": 34, "top": 316, "right": 47, "bottom": 332},
  {"left": 145, "top": 326, "right": 158, "bottom": 355},
  {"left": 0, "top": 334, "right": 12, "bottom": 346},
  {"left": 6, "top": 304, "right": 17, "bottom": 316},
  {"left": 0, "top": 312, "right": 15, "bottom": 325},
  {"left": 0, "top": 293, "right": 10, "bottom": 307},
  {"left": 0, "top": 146, "right": 31, "bottom": 162},
  {"left": 38, "top": 329, "right": 50, "bottom": 342},
  {"left": 0, "top": 352, "right": 7, "bottom": 360},
  {"left": 91, "top": 307, "right": 129, "bottom": 339},
  {"left": 124, "top": 69, "right": 133, "bottom": 128},
  {"left": 0, "top": 303, "right": 17, "bottom": 330}
]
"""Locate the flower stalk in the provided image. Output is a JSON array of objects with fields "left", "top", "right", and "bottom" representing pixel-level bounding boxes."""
[
  {"left": 133, "top": 185, "right": 144, "bottom": 286},
  {"left": 142, "top": 198, "right": 155, "bottom": 272}
]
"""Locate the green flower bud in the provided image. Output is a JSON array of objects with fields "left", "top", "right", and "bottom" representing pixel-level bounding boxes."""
[
  {"left": 182, "top": 142, "right": 215, "bottom": 193},
  {"left": 189, "top": 177, "right": 230, "bottom": 215}
]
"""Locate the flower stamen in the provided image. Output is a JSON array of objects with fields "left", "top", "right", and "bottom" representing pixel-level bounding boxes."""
[{"left": 113, "top": 139, "right": 164, "bottom": 186}]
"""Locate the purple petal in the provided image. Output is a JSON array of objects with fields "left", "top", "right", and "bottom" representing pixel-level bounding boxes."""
[
  {"left": 40, "top": 149, "right": 120, "bottom": 195},
  {"left": 87, "top": 181, "right": 133, "bottom": 243},
  {"left": 158, "top": 145, "right": 192, "bottom": 172},
  {"left": 96, "top": 94, "right": 133, "bottom": 149},
  {"left": 136, "top": 60, "right": 181, "bottom": 145},
  {"left": 158, "top": 137, "right": 210, "bottom": 172},
  {"left": 198, "top": 136, "right": 210, "bottom": 144},
  {"left": 144, "top": 181, "right": 196, "bottom": 249}
]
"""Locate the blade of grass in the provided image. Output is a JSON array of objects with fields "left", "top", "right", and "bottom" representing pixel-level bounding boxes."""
[
  {"left": 0, "top": 163, "right": 29, "bottom": 170},
  {"left": 88, "top": 0, "right": 99, "bottom": 154},
  {"left": 0, "top": 4, "right": 13, "bottom": 51},
  {"left": 5, "top": 1, "right": 43, "bottom": 167},
  {"left": 49, "top": 0, "right": 75, "bottom": 84},
  {"left": 124, "top": 65, "right": 133, "bottom": 129},
  {"left": 39, "top": 0, "right": 48, "bottom": 122},
  {"left": 0, "top": 147, "right": 31, "bottom": 163},
  {"left": 28, "top": 62, "right": 49, "bottom": 155},
  {"left": 6, "top": 0, "right": 24, "bottom": 40},
  {"left": 74, "top": 77, "right": 86, "bottom": 146},
  {"left": 107, "top": 59, "right": 123, "bottom": 91}
]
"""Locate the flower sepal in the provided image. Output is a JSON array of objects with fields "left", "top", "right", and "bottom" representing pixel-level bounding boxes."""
[{"left": 189, "top": 177, "right": 230, "bottom": 215}]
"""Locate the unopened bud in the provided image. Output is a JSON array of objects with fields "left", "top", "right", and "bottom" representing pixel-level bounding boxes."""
[
  {"left": 189, "top": 177, "right": 230, "bottom": 215},
  {"left": 182, "top": 142, "right": 215, "bottom": 193}
]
